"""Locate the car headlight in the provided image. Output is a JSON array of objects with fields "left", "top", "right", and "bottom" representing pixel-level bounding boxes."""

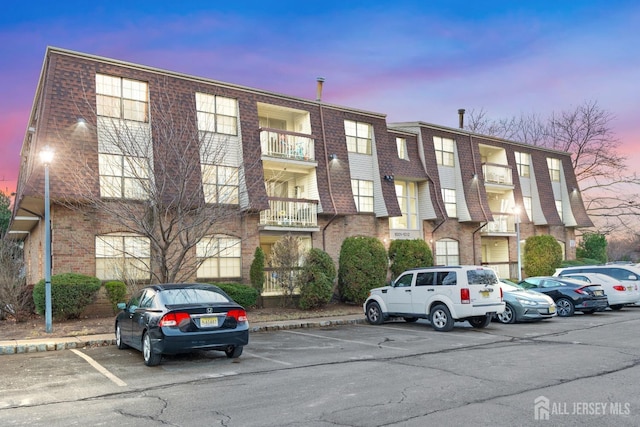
[{"left": 515, "top": 297, "right": 539, "bottom": 306}]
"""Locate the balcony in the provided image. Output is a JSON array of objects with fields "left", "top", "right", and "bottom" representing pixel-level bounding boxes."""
[
  {"left": 260, "top": 128, "right": 315, "bottom": 162},
  {"left": 482, "top": 163, "right": 513, "bottom": 186},
  {"left": 481, "top": 214, "right": 515, "bottom": 235},
  {"left": 259, "top": 198, "right": 318, "bottom": 229}
]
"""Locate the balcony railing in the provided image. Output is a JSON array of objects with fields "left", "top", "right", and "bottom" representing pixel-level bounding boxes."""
[
  {"left": 482, "top": 163, "right": 513, "bottom": 185},
  {"left": 482, "top": 214, "right": 515, "bottom": 233},
  {"left": 260, "top": 198, "right": 318, "bottom": 227},
  {"left": 262, "top": 268, "right": 302, "bottom": 295},
  {"left": 260, "top": 128, "right": 315, "bottom": 161}
]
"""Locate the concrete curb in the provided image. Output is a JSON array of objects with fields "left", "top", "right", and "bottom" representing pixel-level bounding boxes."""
[{"left": 0, "top": 315, "right": 366, "bottom": 355}]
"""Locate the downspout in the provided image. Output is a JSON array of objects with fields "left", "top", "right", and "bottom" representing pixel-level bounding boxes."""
[{"left": 316, "top": 78, "right": 338, "bottom": 251}]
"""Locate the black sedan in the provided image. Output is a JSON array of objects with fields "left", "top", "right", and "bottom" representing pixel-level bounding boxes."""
[
  {"left": 519, "top": 276, "right": 608, "bottom": 317},
  {"left": 115, "top": 283, "right": 249, "bottom": 366}
]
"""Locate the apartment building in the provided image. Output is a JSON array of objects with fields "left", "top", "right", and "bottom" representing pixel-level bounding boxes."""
[{"left": 9, "top": 47, "right": 592, "bottom": 292}]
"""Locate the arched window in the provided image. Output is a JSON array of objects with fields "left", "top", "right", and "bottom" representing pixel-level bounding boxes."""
[{"left": 436, "top": 238, "right": 459, "bottom": 266}]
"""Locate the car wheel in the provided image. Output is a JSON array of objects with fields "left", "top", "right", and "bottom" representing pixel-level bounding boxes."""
[
  {"left": 365, "top": 302, "right": 384, "bottom": 325},
  {"left": 225, "top": 345, "right": 243, "bottom": 358},
  {"left": 496, "top": 303, "right": 516, "bottom": 324},
  {"left": 429, "top": 304, "right": 454, "bottom": 332},
  {"left": 143, "top": 332, "right": 162, "bottom": 366},
  {"left": 556, "top": 298, "right": 575, "bottom": 317},
  {"left": 610, "top": 304, "right": 624, "bottom": 311},
  {"left": 403, "top": 317, "right": 418, "bottom": 323},
  {"left": 115, "top": 323, "right": 128, "bottom": 349},
  {"left": 468, "top": 314, "right": 492, "bottom": 328}
]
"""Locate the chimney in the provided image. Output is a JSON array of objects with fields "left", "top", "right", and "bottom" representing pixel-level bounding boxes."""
[
  {"left": 316, "top": 77, "right": 325, "bottom": 102},
  {"left": 458, "top": 109, "right": 465, "bottom": 129}
]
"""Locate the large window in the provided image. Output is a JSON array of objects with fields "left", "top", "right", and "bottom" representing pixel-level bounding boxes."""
[
  {"left": 201, "top": 164, "right": 239, "bottom": 204},
  {"left": 197, "top": 235, "right": 241, "bottom": 279},
  {"left": 96, "top": 74, "right": 148, "bottom": 122},
  {"left": 515, "top": 152, "right": 530, "bottom": 177},
  {"left": 434, "top": 136, "right": 455, "bottom": 166},
  {"left": 390, "top": 181, "right": 418, "bottom": 229},
  {"left": 396, "top": 137, "right": 408, "bottom": 160},
  {"left": 436, "top": 239, "right": 459, "bottom": 265},
  {"left": 96, "top": 74, "right": 151, "bottom": 199},
  {"left": 441, "top": 188, "right": 457, "bottom": 217},
  {"left": 344, "top": 120, "right": 372, "bottom": 154},
  {"left": 196, "top": 93, "right": 238, "bottom": 136},
  {"left": 95, "top": 234, "right": 150, "bottom": 281},
  {"left": 351, "top": 179, "right": 374, "bottom": 212},
  {"left": 547, "top": 158, "right": 561, "bottom": 182}
]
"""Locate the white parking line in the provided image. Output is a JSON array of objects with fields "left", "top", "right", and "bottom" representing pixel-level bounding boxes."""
[
  {"left": 283, "top": 330, "right": 409, "bottom": 350},
  {"left": 355, "top": 323, "right": 432, "bottom": 335},
  {"left": 71, "top": 349, "right": 127, "bottom": 387},
  {"left": 243, "top": 351, "right": 293, "bottom": 366}
]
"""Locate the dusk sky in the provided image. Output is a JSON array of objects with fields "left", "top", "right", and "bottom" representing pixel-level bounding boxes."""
[{"left": 1, "top": 1, "right": 638, "bottom": 196}]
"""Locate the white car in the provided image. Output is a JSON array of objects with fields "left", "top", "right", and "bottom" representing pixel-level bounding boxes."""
[
  {"left": 363, "top": 265, "right": 505, "bottom": 332},
  {"left": 559, "top": 272, "right": 640, "bottom": 309}
]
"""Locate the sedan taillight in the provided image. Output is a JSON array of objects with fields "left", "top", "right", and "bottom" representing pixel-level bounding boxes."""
[
  {"left": 160, "top": 312, "right": 191, "bottom": 327},
  {"left": 613, "top": 285, "right": 626, "bottom": 291},
  {"left": 227, "top": 309, "right": 248, "bottom": 323},
  {"left": 574, "top": 288, "right": 587, "bottom": 295}
]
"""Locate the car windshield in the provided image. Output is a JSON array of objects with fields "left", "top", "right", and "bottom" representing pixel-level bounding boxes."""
[
  {"left": 161, "top": 287, "right": 231, "bottom": 305},
  {"left": 467, "top": 270, "right": 498, "bottom": 285},
  {"left": 501, "top": 283, "right": 521, "bottom": 292}
]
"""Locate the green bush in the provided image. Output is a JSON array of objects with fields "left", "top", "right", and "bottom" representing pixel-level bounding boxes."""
[
  {"left": 104, "top": 280, "right": 127, "bottom": 313},
  {"left": 523, "top": 235, "right": 563, "bottom": 277},
  {"left": 298, "top": 248, "right": 336, "bottom": 309},
  {"left": 214, "top": 282, "right": 259, "bottom": 308},
  {"left": 576, "top": 233, "right": 607, "bottom": 264},
  {"left": 388, "top": 239, "right": 433, "bottom": 280},
  {"left": 337, "top": 236, "right": 388, "bottom": 304},
  {"left": 249, "top": 247, "right": 265, "bottom": 294},
  {"left": 32, "top": 273, "right": 101, "bottom": 320}
]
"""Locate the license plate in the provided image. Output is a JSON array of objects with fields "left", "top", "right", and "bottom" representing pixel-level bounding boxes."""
[
  {"left": 548, "top": 306, "right": 556, "bottom": 314},
  {"left": 200, "top": 316, "right": 219, "bottom": 327},
  {"left": 594, "top": 290, "right": 604, "bottom": 296},
  {"left": 628, "top": 286, "right": 633, "bottom": 291},
  {"left": 479, "top": 290, "right": 490, "bottom": 298}
]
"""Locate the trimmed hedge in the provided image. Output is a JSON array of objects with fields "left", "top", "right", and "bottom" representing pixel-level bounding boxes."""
[
  {"left": 388, "top": 239, "right": 433, "bottom": 280},
  {"left": 523, "top": 235, "right": 563, "bottom": 277},
  {"left": 337, "top": 236, "right": 388, "bottom": 304},
  {"left": 214, "top": 282, "right": 259, "bottom": 308},
  {"left": 249, "top": 247, "right": 265, "bottom": 294},
  {"left": 33, "top": 273, "right": 101, "bottom": 320},
  {"left": 104, "top": 280, "right": 127, "bottom": 313},
  {"left": 298, "top": 248, "right": 336, "bottom": 309}
]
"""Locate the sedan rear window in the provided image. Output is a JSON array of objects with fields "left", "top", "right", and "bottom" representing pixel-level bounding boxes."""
[{"left": 161, "top": 287, "right": 231, "bottom": 304}]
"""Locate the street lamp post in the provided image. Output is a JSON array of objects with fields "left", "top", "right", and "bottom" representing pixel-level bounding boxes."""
[
  {"left": 40, "top": 145, "right": 54, "bottom": 333},
  {"left": 514, "top": 206, "right": 522, "bottom": 281}
]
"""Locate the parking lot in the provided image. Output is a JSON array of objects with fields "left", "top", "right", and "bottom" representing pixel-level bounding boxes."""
[{"left": 2, "top": 308, "right": 640, "bottom": 426}]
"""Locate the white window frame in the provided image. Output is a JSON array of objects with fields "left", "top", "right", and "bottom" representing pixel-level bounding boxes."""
[
  {"left": 344, "top": 120, "right": 372, "bottom": 155},
  {"left": 434, "top": 136, "right": 455, "bottom": 167},
  {"left": 351, "top": 179, "right": 374, "bottom": 212},
  {"left": 390, "top": 180, "right": 418, "bottom": 230},
  {"left": 95, "top": 234, "right": 150, "bottom": 281},
  {"left": 515, "top": 152, "right": 530, "bottom": 177},
  {"left": 197, "top": 235, "right": 242, "bottom": 279},
  {"left": 396, "top": 137, "right": 408, "bottom": 160},
  {"left": 441, "top": 188, "right": 457, "bottom": 217},
  {"left": 196, "top": 92, "right": 238, "bottom": 136},
  {"left": 436, "top": 239, "right": 459, "bottom": 265},
  {"left": 201, "top": 164, "right": 239, "bottom": 204},
  {"left": 547, "top": 158, "right": 561, "bottom": 182},
  {"left": 96, "top": 74, "right": 148, "bottom": 122}
]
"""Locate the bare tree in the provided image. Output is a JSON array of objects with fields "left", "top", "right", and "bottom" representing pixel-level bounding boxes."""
[
  {"left": 0, "top": 239, "right": 31, "bottom": 322},
  {"left": 467, "top": 101, "right": 640, "bottom": 236},
  {"left": 57, "top": 78, "right": 262, "bottom": 284},
  {"left": 269, "top": 234, "right": 304, "bottom": 307}
]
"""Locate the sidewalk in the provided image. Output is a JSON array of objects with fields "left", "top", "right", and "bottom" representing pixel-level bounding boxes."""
[{"left": 0, "top": 313, "right": 366, "bottom": 355}]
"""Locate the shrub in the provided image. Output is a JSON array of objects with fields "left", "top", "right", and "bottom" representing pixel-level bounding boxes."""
[
  {"left": 388, "top": 239, "right": 433, "bottom": 280},
  {"left": 0, "top": 239, "right": 32, "bottom": 322},
  {"left": 337, "top": 236, "right": 388, "bottom": 304},
  {"left": 523, "top": 235, "right": 563, "bottom": 277},
  {"left": 576, "top": 233, "right": 607, "bottom": 264},
  {"left": 104, "top": 280, "right": 127, "bottom": 313},
  {"left": 298, "top": 248, "right": 336, "bottom": 309},
  {"left": 32, "top": 273, "right": 101, "bottom": 320},
  {"left": 215, "top": 282, "right": 259, "bottom": 308},
  {"left": 249, "top": 247, "right": 265, "bottom": 294}
]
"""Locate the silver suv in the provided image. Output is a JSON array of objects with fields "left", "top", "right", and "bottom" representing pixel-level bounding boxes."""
[{"left": 363, "top": 265, "right": 505, "bottom": 332}]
